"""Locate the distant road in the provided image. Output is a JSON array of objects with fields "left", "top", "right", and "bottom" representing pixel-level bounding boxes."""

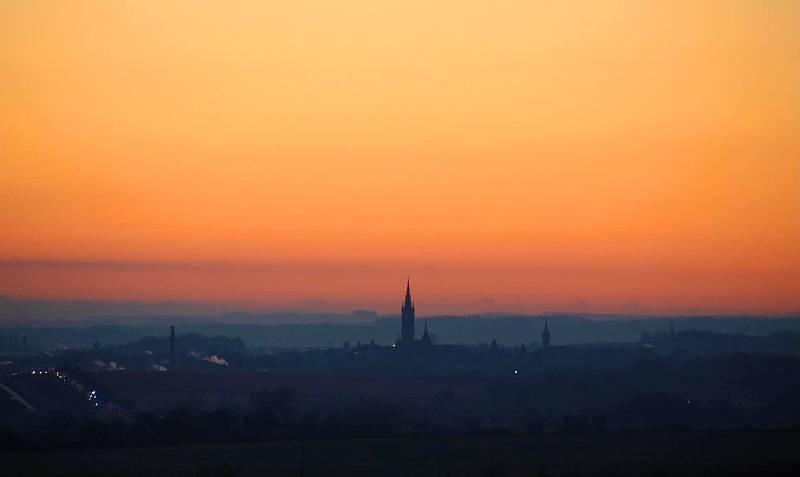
[{"left": 0, "top": 382, "right": 38, "bottom": 413}]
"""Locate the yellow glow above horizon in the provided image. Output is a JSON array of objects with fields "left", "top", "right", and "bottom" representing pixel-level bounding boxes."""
[{"left": 1, "top": 1, "right": 798, "bottom": 314}]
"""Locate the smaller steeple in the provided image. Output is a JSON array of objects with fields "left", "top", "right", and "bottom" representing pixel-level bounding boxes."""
[
  {"left": 542, "top": 319, "right": 551, "bottom": 348},
  {"left": 421, "top": 319, "right": 431, "bottom": 344}
]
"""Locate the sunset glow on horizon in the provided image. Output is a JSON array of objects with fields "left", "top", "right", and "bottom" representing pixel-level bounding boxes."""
[{"left": 2, "top": 1, "right": 799, "bottom": 315}]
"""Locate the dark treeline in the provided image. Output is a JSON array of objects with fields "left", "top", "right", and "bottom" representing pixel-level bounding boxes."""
[
  {"left": 644, "top": 329, "right": 800, "bottom": 356},
  {"left": 3, "top": 388, "right": 429, "bottom": 450},
  {"left": 4, "top": 352, "right": 800, "bottom": 451},
  {"left": 4, "top": 389, "right": 799, "bottom": 452}
]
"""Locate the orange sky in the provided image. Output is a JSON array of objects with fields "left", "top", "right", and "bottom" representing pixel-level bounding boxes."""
[{"left": 1, "top": 1, "right": 799, "bottom": 315}]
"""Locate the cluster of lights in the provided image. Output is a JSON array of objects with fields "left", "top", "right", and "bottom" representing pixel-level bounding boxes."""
[
  {"left": 88, "top": 389, "right": 100, "bottom": 407},
  {"left": 26, "top": 368, "right": 65, "bottom": 379},
  {"left": 20, "top": 367, "right": 101, "bottom": 408}
]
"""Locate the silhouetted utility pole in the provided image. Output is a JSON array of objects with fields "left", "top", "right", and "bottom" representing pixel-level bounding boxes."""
[{"left": 169, "top": 326, "right": 176, "bottom": 371}]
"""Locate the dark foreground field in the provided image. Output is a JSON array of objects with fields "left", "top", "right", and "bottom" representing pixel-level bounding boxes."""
[{"left": 3, "top": 431, "right": 800, "bottom": 477}]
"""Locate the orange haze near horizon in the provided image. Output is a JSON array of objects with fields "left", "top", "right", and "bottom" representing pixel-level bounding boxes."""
[{"left": 1, "top": 1, "right": 799, "bottom": 315}]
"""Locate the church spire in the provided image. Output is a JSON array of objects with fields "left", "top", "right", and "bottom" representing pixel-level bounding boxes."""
[
  {"left": 400, "top": 279, "right": 416, "bottom": 342},
  {"left": 404, "top": 279, "right": 413, "bottom": 309}
]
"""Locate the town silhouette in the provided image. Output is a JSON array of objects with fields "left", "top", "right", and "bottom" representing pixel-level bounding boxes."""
[{"left": 2, "top": 280, "right": 800, "bottom": 476}]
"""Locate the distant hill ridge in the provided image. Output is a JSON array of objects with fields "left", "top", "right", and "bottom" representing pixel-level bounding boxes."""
[{"left": 2, "top": 310, "right": 800, "bottom": 350}]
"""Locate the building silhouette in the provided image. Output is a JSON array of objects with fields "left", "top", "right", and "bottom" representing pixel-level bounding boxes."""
[
  {"left": 400, "top": 279, "right": 415, "bottom": 342},
  {"left": 490, "top": 338, "right": 499, "bottom": 353},
  {"left": 542, "top": 319, "right": 551, "bottom": 347},
  {"left": 396, "top": 280, "right": 434, "bottom": 349}
]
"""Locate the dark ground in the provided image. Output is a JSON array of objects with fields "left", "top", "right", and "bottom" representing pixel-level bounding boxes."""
[{"left": 3, "top": 431, "right": 799, "bottom": 477}]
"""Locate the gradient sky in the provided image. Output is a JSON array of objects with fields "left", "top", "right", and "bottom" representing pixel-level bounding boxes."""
[{"left": 1, "top": 1, "right": 799, "bottom": 315}]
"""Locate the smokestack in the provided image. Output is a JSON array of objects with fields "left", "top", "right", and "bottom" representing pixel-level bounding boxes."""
[{"left": 169, "top": 326, "right": 176, "bottom": 371}]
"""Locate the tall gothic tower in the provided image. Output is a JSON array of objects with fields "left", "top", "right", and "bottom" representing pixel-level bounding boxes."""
[{"left": 401, "top": 279, "right": 415, "bottom": 342}]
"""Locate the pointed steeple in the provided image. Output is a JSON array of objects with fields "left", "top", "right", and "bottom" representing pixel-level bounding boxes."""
[
  {"left": 404, "top": 279, "right": 413, "bottom": 309},
  {"left": 542, "top": 319, "right": 551, "bottom": 348},
  {"left": 400, "top": 278, "right": 416, "bottom": 342},
  {"left": 421, "top": 319, "right": 431, "bottom": 343}
]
